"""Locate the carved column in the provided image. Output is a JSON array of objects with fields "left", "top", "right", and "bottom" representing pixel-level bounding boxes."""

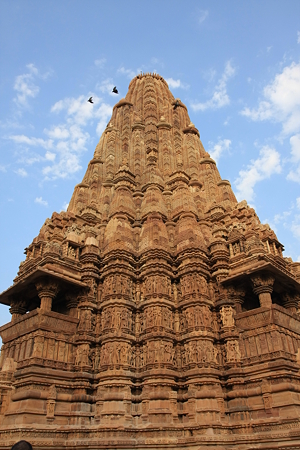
[
  {"left": 9, "top": 298, "right": 27, "bottom": 321},
  {"left": 282, "top": 292, "right": 299, "bottom": 314},
  {"left": 35, "top": 280, "right": 59, "bottom": 311},
  {"left": 225, "top": 286, "right": 246, "bottom": 314},
  {"left": 66, "top": 292, "right": 79, "bottom": 317},
  {"left": 251, "top": 274, "right": 275, "bottom": 308}
]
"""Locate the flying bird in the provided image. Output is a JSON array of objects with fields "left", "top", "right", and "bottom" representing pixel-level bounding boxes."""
[
  {"left": 112, "top": 86, "right": 118, "bottom": 94},
  {"left": 173, "top": 100, "right": 180, "bottom": 110},
  {"left": 88, "top": 97, "right": 94, "bottom": 104}
]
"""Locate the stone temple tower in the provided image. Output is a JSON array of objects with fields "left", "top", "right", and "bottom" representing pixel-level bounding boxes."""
[{"left": 1, "top": 73, "right": 300, "bottom": 450}]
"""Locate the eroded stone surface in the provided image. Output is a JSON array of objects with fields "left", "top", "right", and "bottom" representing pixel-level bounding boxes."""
[{"left": 1, "top": 73, "right": 300, "bottom": 449}]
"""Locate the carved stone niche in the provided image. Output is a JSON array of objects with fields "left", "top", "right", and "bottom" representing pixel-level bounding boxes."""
[{"left": 250, "top": 273, "right": 275, "bottom": 308}]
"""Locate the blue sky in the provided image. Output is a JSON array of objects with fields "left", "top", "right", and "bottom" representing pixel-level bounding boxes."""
[{"left": 1, "top": 0, "right": 300, "bottom": 330}]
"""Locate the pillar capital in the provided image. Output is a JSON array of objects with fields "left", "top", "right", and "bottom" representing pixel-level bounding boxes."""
[
  {"left": 282, "top": 292, "right": 300, "bottom": 313},
  {"left": 36, "top": 279, "right": 59, "bottom": 311},
  {"left": 65, "top": 292, "right": 80, "bottom": 317},
  {"left": 251, "top": 273, "right": 275, "bottom": 308},
  {"left": 9, "top": 297, "right": 27, "bottom": 321}
]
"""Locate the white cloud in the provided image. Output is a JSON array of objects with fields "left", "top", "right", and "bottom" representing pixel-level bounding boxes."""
[
  {"left": 45, "top": 151, "right": 56, "bottom": 161},
  {"left": 234, "top": 145, "right": 282, "bottom": 202},
  {"left": 165, "top": 78, "right": 189, "bottom": 90},
  {"left": 45, "top": 125, "right": 70, "bottom": 140},
  {"left": 0, "top": 165, "right": 7, "bottom": 172},
  {"left": 50, "top": 94, "right": 112, "bottom": 129},
  {"left": 15, "top": 168, "right": 28, "bottom": 177},
  {"left": 287, "top": 134, "right": 300, "bottom": 182},
  {"left": 96, "top": 79, "right": 116, "bottom": 96},
  {"left": 13, "top": 64, "right": 39, "bottom": 107},
  {"left": 208, "top": 138, "right": 231, "bottom": 163},
  {"left": 241, "top": 61, "right": 300, "bottom": 135},
  {"left": 289, "top": 134, "right": 300, "bottom": 161},
  {"left": 198, "top": 10, "right": 209, "bottom": 24},
  {"left": 41, "top": 95, "right": 112, "bottom": 179},
  {"left": 297, "top": 31, "right": 300, "bottom": 44},
  {"left": 94, "top": 58, "right": 106, "bottom": 67},
  {"left": 95, "top": 103, "right": 114, "bottom": 134},
  {"left": 297, "top": 197, "right": 300, "bottom": 209},
  {"left": 191, "top": 60, "right": 236, "bottom": 111},
  {"left": 13, "top": 64, "right": 51, "bottom": 109},
  {"left": 9, "top": 134, "right": 53, "bottom": 149},
  {"left": 61, "top": 202, "right": 69, "bottom": 211},
  {"left": 35, "top": 197, "right": 48, "bottom": 206},
  {"left": 117, "top": 66, "right": 138, "bottom": 79}
]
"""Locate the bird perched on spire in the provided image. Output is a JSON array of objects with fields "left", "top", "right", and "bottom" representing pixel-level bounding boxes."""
[
  {"left": 112, "top": 86, "right": 118, "bottom": 94},
  {"left": 173, "top": 100, "right": 180, "bottom": 110},
  {"left": 88, "top": 97, "right": 94, "bottom": 104}
]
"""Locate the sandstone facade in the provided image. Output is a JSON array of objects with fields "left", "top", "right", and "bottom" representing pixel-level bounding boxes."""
[{"left": 1, "top": 73, "right": 300, "bottom": 449}]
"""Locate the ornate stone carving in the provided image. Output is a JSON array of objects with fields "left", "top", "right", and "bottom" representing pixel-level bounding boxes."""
[
  {"left": 226, "top": 340, "right": 241, "bottom": 363},
  {"left": 220, "top": 305, "right": 235, "bottom": 328},
  {"left": 35, "top": 280, "right": 59, "bottom": 311},
  {"left": 0, "top": 72, "right": 300, "bottom": 449},
  {"left": 9, "top": 298, "right": 27, "bottom": 321},
  {"left": 251, "top": 274, "right": 275, "bottom": 308}
]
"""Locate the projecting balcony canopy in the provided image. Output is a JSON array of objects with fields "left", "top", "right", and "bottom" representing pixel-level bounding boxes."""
[
  {"left": 222, "top": 258, "right": 300, "bottom": 292},
  {"left": 0, "top": 266, "right": 87, "bottom": 307}
]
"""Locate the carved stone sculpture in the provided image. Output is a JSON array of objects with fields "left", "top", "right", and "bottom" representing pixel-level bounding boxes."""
[{"left": 0, "top": 73, "right": 300, "bottom": 450}]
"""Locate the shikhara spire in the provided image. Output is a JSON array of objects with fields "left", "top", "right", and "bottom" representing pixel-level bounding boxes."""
[{"left": 1, "top": 74, "right": 300, "bottom": 450}]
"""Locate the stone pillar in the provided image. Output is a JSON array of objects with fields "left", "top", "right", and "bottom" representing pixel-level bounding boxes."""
[
  {"left": 282, "top": 293, "right": 299, "bottom": 314},
  {"left": 251, "top": 274, "right": 275, "bottom": 308},
  {"left": 66, "top": 292, "right": 79, "bottom": 317},
  {"left": 225, "top": 286, "right": 246, "bottom": 313},
  {"left": 9, "top": 298, "right": 27, "bottom": 321},
  {"left": 36, "top": 280, "right": 59, "bottom": 311}
]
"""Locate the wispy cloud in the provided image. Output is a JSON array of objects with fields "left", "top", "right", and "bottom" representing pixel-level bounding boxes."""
[
  {"left": 35, "top": 196, "right": 48, "bottom": 206},
  {"left": 287, "top": 133, "right": 300, "bottom": 182},
  {"left": 234, "top": 145, "right": 282, "bottom": 202},
  {"left": 117, "top": 66, "right": 138, "bottom": 79},
  {"left": 13, "top": 64, "right": 51, "bottom": 109},
  {"left": 8, "top": 93, "right": 112, "bottom": 181},
  {"left": 61, "top": 202, "right": 69, "bottom": 211},
  {"left": 268, "top": 199, "right": 300, "bottom": 260},
  {"left": 43, "top": 94, "right": 112, "bottom": 179},
  {"left": 208, "top": 138, "right": 231, "bottom": 163},
  {"left": 191, "top": 60, "right": 236, "bottom": 111},
  {"left": 240, "top": 61, "right": 300, "bottom": 185},
  {"left": 198, "top": 9, "right": 209, "bottom": 24},
  {"left": 15, "top": 168, "right": 28, "bottom": 177},
  {"left": 240, "top": 61, "right": 300, "bottom": 136},
  {"left": 94, "top": 58, "right": 106, "bottom": 68},
  {"left": 297, "top": 31, "right": 300, "bottom": 44},
  {"left": 13, "top": 64, "right": 39, "bottom": 107},
  {"left": 165, "top": 78, "right": 189, "bottom": 90},
  {"left": 50, "top": 94, "right": 112, "bottom": 133},
  {"left": 96, "top": 79, "right": 116, "bottom": 96},
  {"left": 9, "top": 134, "right": 53, "bottom": 149}
]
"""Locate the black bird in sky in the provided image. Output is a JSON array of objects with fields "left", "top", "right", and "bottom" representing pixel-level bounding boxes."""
[
  {"left": 88, "top": 97, "right": 94, "bottom": 104},
  {"left": 173, "top": 100, "right": 180, "bottom": 110},
  {"left": 112, "top": 86, "right": 118, "bottom": 94}
]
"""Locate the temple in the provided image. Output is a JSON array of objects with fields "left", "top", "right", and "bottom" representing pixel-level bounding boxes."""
[{"left": 1, "top": 73, "right": 300, "bottom": 449}]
